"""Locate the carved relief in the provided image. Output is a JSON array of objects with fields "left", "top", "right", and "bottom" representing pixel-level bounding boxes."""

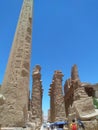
[{"left": 0, "top": 0, "right": 33, "bottom": 126}]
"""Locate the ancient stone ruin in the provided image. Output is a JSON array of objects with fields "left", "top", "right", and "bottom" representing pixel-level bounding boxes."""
[
  {"left": 0, "top": 0, "right": 33, "bottom": 127},
  {"left": 31, "top": 65, "right": 43, "bottom": 130},
  {"left": 0, "top": 0, "right": 44, "bottom": 129},
  {"left": 47, "top": 64, "right": 98, "bottom": 129},
  {"left": 64, "top": 64, "right": 98, "bottom": 130},
  {"left": 49, "top": 71, "right": 66, "bottom": 122},
  {"left": 64, "top": 64, "right": 81, "bottom": 116},
  {"left": 0, "top": 0, "right": 98, "bottom": 130}
]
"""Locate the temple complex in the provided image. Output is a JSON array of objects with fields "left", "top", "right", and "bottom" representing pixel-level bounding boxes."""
[
  {"left": 49, "top": 71, "right": 66, "bottom": 122},
  {"left": 48, "top": 64, "right": 98, "bottom": 129},
  {"left": 31, "top": 65, "right": 43, "bottom": 129},
  {"left": 0, "top": 0, "right": 98, "bottom": 129}
]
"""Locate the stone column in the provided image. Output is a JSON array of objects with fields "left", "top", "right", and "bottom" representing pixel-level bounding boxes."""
[
  {"left": 71, "top": 64, "right": 81, "bottom": 89},
  {"left": 49, "top": 82, "right": 55, "bottom": 122},
  {"left": 31, "top": 65, "right": 43, "bottom": 129},
  {"left": 71, "top": 64, "right": 80, "bottom": 82},
  {"left": 49, "top": 71, "right": 66, "bottom": 122},
  {"left": 64, "top": 64, "right": 81, "bottom": 117}
]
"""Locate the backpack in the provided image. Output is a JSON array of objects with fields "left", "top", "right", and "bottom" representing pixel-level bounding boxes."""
[{"left": 71, "top": 123, "right": 77, "bottom": 130}]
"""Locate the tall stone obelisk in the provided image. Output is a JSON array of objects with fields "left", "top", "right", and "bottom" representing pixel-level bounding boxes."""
[{"left": 0, "top": 0, "right": 33, "bottom": 127}]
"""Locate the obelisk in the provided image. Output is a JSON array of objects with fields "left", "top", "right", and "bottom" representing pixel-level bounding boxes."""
[{"left": 0, "top": 0, "right": 33, "bottom": 127}]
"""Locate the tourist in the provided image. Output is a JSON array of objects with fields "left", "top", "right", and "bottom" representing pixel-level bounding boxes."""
[
  {"left": 77, "top": 119, "right": 85, "bottom": 130},
  {"left": 70, "top": 119, "right": 77, "bottom": 130}
]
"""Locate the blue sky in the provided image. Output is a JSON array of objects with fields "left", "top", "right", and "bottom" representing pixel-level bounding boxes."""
[{"left": 0, "top": 0, "right": 98, "bottom": 115}]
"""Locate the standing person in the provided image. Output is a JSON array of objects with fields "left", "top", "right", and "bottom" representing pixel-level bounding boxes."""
[
  {"left": 70, "top": 119, "right": 77, "bottom": 130},
  {"left": 77, "top": 119, "right": 85, "bottom": 130}
]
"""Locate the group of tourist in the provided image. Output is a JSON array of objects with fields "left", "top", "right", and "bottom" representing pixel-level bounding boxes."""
[{"left": 47, "top": 119, "right": 85, "bottom": 130}]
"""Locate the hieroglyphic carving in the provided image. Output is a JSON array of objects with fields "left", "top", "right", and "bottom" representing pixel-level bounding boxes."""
[{"left": 0, "top": 0, "right": 33, "bottom": 127}]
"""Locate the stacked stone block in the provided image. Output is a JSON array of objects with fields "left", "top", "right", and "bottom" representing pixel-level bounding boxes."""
[
  {"left": 49, "top": 71, "right": 66, "bottom": 122},
  {"left": 31, "top": 65, "right": 43, "bottom": 130}
]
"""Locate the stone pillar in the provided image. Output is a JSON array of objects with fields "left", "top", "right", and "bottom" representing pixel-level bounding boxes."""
[
  {"left": 49, "top": 71, "right": 66, "bottom": 122},
  {"left": 53, "top": 71, "right": 66, "bottom": 121},
  {"left": 71, "top": 64, "right": 81, "bottom": 90},
  {"left": 64, "top": 65, "right": 81, "bottom": 117},
  {"left": 49, "top": 82, "right": 55, "bottom": 122},
  {"left": 71, "top": 64, "right": 80, "bottom": 82},
  {"left": 31, "top": 65, "right": 43, "bottom": 129},
  {"left": 64, "top": 78, "right": 73, "bottom": 117},
  {"left": 0, "top": 0, "right": 33, "bottom": 127}
]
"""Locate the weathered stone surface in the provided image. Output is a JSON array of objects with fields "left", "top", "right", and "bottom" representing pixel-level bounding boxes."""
[
  {"left": 91, "top": 84, "right": 98, "bottom": 98},
  {"left": 83, "top": 120, "right": 98, "bottom": 130},
  {"left": 0, "top": 94, "right": 5, "bottom": 105},
  {"left": 71, "top": 64, "right": 80, "bottom": 82},
  {"left": 31, "top": 65, "right": 43, "bottom": 130},
  {"left": 0, "top": 0, "right": 33, "bottom": 127},
  {"left": 64, "top": 64, "right": 98, "bottom": 121},
  {"left": 73, "top": 87, "right": 88, "bottom": 101},
  {"left": 64, "top": 65, "right": 81, "bottom": 116},
  {"left": 49, "top": 71, "right": 66, "bottom": 122},
  {"left": 68, "top": 86, "right": 98, "bottom": 121},
  {"left": 73, "top": 97, "right": 98, "bottom": 120},
  {"left": 26, "top": 122, "right": 36, "bottom": 129}
]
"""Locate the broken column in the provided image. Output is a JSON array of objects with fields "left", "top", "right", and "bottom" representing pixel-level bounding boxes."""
[
  {"left": 49, "top": 71, "right": 66, "bottom": 122},
  {"left": 31, "top": 65, "right": 43, "bottom": 129}
]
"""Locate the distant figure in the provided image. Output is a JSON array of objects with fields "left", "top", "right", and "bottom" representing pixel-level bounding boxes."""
[
  {"left": 77, "top": 119, "right": 85, "bottom": 130},
  {"left": 70, "top": 119, "right": 77, "bottom": 130}
]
